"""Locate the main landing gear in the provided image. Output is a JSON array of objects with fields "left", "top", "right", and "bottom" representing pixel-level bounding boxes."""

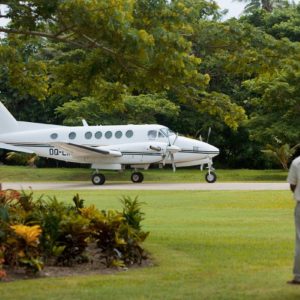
[
  {"left": 131, "top": 172, "right": 144, "bottom": 183},
  {"left": 91, "top": 173, "right": 106, "bottom": 185},
  {"left": 91, "top": 171, "right": 144, "bottom": 185}
]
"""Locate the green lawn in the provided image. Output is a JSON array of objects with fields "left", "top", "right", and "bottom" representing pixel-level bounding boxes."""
[
  {"left": 0, "top": 190, "right": 299, "bottom": 300},
  {"left": 0, "top": 165, "right": 288, "bottom": 182}
]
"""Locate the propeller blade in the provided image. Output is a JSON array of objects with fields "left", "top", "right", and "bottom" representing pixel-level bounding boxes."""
[
  {"left": 162, "top": 154, "right": 167, "bottom": 166},
  {"left": 171, "top": 153, "right": 176, "bottom": 172},
  {"left": 173, "top": 133, "right": 178, "bottom": 145},
  {"left": 207, "top": 127, "right": 211, "bottom": 143}
]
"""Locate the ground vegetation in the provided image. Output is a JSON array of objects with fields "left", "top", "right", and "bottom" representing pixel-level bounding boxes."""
[{"left": 0, "top": 189, "right": 149, "bottom": 281}]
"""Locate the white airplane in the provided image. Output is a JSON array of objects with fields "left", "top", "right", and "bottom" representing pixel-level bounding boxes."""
[{"left": 0, "top": 102, "right": 219, "bottom": 185}]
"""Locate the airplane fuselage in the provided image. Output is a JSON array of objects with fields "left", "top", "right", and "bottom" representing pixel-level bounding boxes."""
[
  {"left": 0, "top": 102, "right": 220, "bottom": 184},
  {"left": 0, "top": 124, "right": 219, "bottom": 170}
]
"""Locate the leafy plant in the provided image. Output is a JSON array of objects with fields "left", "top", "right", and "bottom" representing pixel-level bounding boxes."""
[
  {"left": 120, "top": 196, "right": 145, "bottom": 231},
  {"left": 0, "top": 189, "right": 21, "bottom": 207},
  {"left": 88, "top": 197, "right": 149, "bottom": 267},
  {"left": 7, "top": 224, "right": 43, "bottom": 273},
  {"left": 91, "top": 209, "right": 127, "bottom": 267},
  {"left": 18, "top": 189, "right": 36, "bottom": 212},
  {"left": 56, "top": 212, "right": 91, "bottom": 266},
  {"left": 0, "top": 246, "right": 6, "bottom": 280},
  {"left": 34, "top": 196, "right": 70, "bottom": 258},
  {"left": 6, "top": 152, "right": 39, "bottom": 167},
  {"left": 11, "top": 224, "right": 42, "bottom": 246},
  {"left": 262, "top": 142, "right": 300, "bottom": 170},
  {"left": 73, "top": 194, "right": 85, "bottom": 212}
]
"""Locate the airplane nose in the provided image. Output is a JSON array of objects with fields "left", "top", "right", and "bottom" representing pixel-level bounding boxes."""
[
  {"left": 207, "top": 144, "right": 220, "bottom": 157},
  {"left": 210, "top": 145, "right": 220, "bottom": 155}
]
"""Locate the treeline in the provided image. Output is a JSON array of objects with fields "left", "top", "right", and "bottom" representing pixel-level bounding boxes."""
[{"left": 0, "top": 0, "right": 299, "bottom": 169}]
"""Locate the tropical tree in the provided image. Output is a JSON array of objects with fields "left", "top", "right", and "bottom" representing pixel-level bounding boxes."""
[
  {"left": 0, "top": 0, "right": 246, "bottom": 130},
  {"left": 56, "top": 94, "right": 180, "bottom": 125},
  {"left": 236, "top": 0, "right": 290, "bottom": 13},
  {"left": 261, "top": 142, "right": 300, "bottom": 170},
  {"left": 241, "top": 4, "right": 300, "bottom": 42}
]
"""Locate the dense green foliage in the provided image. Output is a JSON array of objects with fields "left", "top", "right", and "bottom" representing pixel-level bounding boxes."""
[
  {"left": 0, "top": 189, "right": 149, "bottom": 278},
  {"left": 0, "top": 0, "right": 299, "bottom": 168}
]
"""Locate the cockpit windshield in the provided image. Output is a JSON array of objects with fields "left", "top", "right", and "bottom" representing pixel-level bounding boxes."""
[
  {"left": 159, "top": 128, "right": 175, "bottom": 137},
  {"left": 148, "top": 128, "right": 175, "bottom": 140}
]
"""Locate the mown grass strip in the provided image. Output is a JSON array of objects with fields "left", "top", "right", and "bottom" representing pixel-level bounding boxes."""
[
  {"left": 0, "top": 166, "right": 288, "bottom": 182},
  {"left": 0, "top": 190, "right": 297, "bottom": 300}
]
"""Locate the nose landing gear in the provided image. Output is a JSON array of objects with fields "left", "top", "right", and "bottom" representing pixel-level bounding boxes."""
[
  {"left": 205, "top": 171, "right": 217, "bottom": 183},
  {"left": 205, "top": 158, "right": 217, "bottom": 183}
]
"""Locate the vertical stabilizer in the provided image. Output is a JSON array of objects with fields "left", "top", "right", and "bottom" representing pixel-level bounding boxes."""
[{"left": 0, "top": 102, "right": 18, "bottom": 134}]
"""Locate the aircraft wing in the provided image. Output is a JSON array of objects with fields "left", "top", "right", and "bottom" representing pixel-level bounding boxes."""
[
  {"left": 51, "top": 142, "right": 122, "bottom": 157},
  {"left": 0, "top": 142, "right": 34, "bottom": 154}
]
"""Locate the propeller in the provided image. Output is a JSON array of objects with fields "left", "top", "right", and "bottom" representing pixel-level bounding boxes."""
[
  {"left": 164, "top": 132, "right": 180, "bottom": 172},
  {"left": 150, "top": 131, "right": 180, "bottom": 172}
]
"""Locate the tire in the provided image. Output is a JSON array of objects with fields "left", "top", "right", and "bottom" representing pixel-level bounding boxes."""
[
  {"left": 92, "top": 173, "right": 106, "bottom": 185},
  {"left": 131, "top": 172, "right": 144, "bottom": 183},
  {"left": 205, "top": 172, "right": 217, "bottom": 183}
]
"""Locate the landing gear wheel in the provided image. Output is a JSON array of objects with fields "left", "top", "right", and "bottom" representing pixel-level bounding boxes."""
[
  {"left": 205, "top": 171, "right": 217, "bottom": 183},
  {"left": 92, "top": 173, "right": 106, "bottom": 185},
  {"left": 131, "top": 172, "right": 144, "bottom": 183}
]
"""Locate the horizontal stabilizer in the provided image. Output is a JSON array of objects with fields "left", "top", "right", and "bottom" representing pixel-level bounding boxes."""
[{"left": 0, "top": 142, "right": 34, "bottom": 154}]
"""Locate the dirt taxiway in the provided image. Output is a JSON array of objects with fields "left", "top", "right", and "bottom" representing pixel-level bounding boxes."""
[{"left": 1, "top": 182, "right": 289, "bottom": 191}]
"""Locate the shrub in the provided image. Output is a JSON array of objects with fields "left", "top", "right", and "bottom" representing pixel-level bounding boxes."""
[
  {"left": 0, "top": 190, "right": 149, "bottom": 277},
  {"left": 5, "top": 152, "right": 39, "bottom": 167},
  {"left": 85, "top": 196, "right": 149, "bottom": 267}
]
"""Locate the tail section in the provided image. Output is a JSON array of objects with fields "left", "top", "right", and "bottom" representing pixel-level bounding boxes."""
[{"left": 0, "top": 102, "right": 18, "bottom": 134}]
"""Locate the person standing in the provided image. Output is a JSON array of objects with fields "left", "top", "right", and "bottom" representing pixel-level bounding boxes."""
[{"left": 287, "top": 156, "right": 300, "bottom": 284}]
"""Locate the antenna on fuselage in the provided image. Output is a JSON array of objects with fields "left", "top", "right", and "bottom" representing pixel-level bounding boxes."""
[{"left": 82, "top": 119, "right": 89, "bottom": 127}]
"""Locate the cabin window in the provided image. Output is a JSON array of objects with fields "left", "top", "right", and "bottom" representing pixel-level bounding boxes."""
[
  {"left": 85, "top": 131, "right": 92, "bottom": 139},
  {"left": 95, "top": 131, "right": 102, "bottom": 139},
  {"left": 115, "top": 131, "right": 122, "bottom": 139},
  {"left": 50, "top": 133, "right": 58, "bottom": 140},
  {"left": 148, "top": 130, "right": 157, "bottom": 140},
  {"left": 126, "top": 130, "right": 133, "bottom": 138},
  {"left": 69, "top": 132, "right": 76, "bottom": 140},
  {"left": 105, "top": 131, "right": 112, "bottom": 139}
]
